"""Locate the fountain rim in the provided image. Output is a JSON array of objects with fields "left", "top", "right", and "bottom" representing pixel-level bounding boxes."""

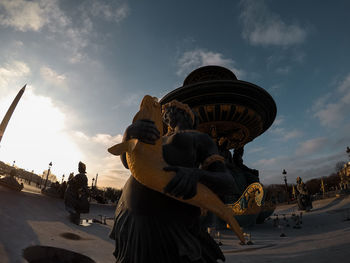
[{"left": 160, "top": 79, "right": 277, "bottom": 133}]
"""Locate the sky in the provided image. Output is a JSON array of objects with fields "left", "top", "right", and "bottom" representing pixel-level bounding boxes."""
[{"left": 0, "top": 0, "right": 350, "bottom": 189}]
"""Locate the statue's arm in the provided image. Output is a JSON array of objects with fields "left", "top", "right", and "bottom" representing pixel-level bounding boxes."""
[
  {"left": 163, "top": 133, "right": 235, "bottom": 199},
  {"left": 120, "top": 119, "right": 160, "bottom": 169}
]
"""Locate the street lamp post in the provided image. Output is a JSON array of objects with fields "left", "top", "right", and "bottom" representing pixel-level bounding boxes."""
[
  {"left": 61, "top": 174, "right": 65, "bottom": 184},
  {"left": 43, "top": 162, "right": 53, "bottom": 190},
  {"left": 283, "top": 169, "right": 289, "bottom": 204},
  {"left": 90, "top": 178, "right": 95, "bottom": 202}
]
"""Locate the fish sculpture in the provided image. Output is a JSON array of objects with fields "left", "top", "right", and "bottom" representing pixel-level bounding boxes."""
[
  {"left": 108, "top": 95, "right": 245, "bottom": 243},
  {"left": 228, "top": 182, "right": 264, "bottom": 215}
]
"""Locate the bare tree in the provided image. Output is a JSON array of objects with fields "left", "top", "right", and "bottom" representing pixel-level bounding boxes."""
[{"left": 335, "top": 161, "right": 346, "bottom": 173}]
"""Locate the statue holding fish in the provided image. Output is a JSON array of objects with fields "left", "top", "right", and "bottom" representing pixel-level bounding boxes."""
[{"left": 108, "top": 97, "right": 245, "bottom": 263}]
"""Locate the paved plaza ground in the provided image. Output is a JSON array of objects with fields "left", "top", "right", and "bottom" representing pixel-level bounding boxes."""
[{"left": 1, "top": 184, "right": 350, "bottom": 262}]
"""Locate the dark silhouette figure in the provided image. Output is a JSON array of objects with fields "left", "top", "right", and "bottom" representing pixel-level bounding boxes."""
[
  {"left": 64, "top": 162, "right": 89, "bottom": 224},
  {"left": 59, "top": 181, "right": 67, "bottom": 199},
  {"left": 110, "top": 100, "right": 235, "bottom": 263},
  {"left": 296, "top": 177, "right": 312, "bottom": 211}
]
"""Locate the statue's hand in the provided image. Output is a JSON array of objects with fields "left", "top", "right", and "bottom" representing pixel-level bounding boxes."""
[
  {"left": 127, "top": 119, "right": 160, "bottom": 145},
  {"left": 163, "top": 166, "right": 201, "bottom": 200}
]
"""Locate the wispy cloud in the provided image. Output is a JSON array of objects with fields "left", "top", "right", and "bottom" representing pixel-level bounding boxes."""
[
  {"left": 89, "top": 1, "right": 129, "bottom": 23},
  {"left": 177, "top": 49, "right": 245, "bottom": 78},
  {"left": 268, "top": 115, "right": 302, "bottom": 141},
  {"left": 247, "top": 147, "right": 264, "bottom": 154},
  {"left": 275, "top": 66, "right": 290, "bottom": 74},
  {"left": 273, "top": 116, "right": 284, "bottom": 126},
  {"left": 295, "top": 137, "right": 328, "bottom": 155},
  {"left": 40, "top": 66, "right": 66, "bottom": 88},
  {"left": 0, "top": 0, "right": 129, "bottom": 64},
  {"left": 91, "top": 133, "right": 123, "bottom": 146},
  {"left": 72, "top": 131, "right": 128, "bottom": 188},
  {"left": 282, "top": 129, "right": 303, "bottom": 141},
  {"left": 0, "top": 0, "right": 72, "bottom": 32},
  {"left": 239, "top": 0, "right": 307, "bottom": 46},
  {"left": 269, "top": 128, "right": 302, "bottom": 141},
  {"left": 312, "top": 73, "right": 350, "bottom": 127},
  {"left": 0, "top": 60, "right": 30, "bottom": 92},
  {"left": 251, "top": 148, "right": 346, "bottom": 185},
  {"left": 0, "top": 0, "right": 47, "bottom": 31},
  {"left": 254, "top": 157, "right": 279, "bottom": 166}
]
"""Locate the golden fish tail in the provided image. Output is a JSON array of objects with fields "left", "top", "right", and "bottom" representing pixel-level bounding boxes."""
[{"left": 108, "top": 139, "right": 138, "bottom": 156}]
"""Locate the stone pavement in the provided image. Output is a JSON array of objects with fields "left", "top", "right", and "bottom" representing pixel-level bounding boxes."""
[
  {"left": 1, "top": 184, "right": 350, "bottom": 262},
  {"left": 0, "top": 185, "right": 115, "bottom": 262}
]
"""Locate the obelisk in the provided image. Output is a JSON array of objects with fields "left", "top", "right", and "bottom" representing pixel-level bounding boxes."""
[{"left": 0, "top": 85, "right": 26, "bottom": 143}]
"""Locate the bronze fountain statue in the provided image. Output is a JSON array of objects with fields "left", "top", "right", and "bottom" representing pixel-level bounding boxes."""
[
  {"left": 160, "top": 66, "right": 276, "bottom": 226},
  {"left": 108, "top": 65, "right": 277, "bottom": 262}
]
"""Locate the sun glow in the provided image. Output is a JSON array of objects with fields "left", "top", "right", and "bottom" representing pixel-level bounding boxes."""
[{"left": 0, "top": 87, "right": 83, "bottom": 179}]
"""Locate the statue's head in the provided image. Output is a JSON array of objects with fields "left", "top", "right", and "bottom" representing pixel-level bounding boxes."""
[
  {"left": 78, "top": 161, "right": 86, "bottom": 174},
  {"left": 296, "top": 176, "right": 302, "bottom": 184},
  {"left": 162, "top": 100, "right": 196, "bottom": 129}
]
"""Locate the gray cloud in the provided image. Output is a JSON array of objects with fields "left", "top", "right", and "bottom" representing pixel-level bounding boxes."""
[
  {"left": 0, "top": 0, "right": 47, "bottom": 31},
  {"left": 177, "top": 49, "right": 245, "bottom": 78},
  {"left": 268, "top": 115, "right": 303, "bottom": 142},
  {"left": 0, "top": 0, "right": 129, "bottom": 64},
  {"left": 295, "top": 137, "right": 328, "bottom": 156},
  {"left": 312, "top": 73, "right": 350, "bottom": 127},
  {"left": 0, "top": 60, "right": 30, "bottom": 92},
  {"left": 40, "top": 66, "right": 66, "bottom": 88},
  {"left": 240, "top": 0, "right": 307, "bottom": 46},
  {"left": 89, "top": 1, "right": 129, "bottom": 23},
  {"left": 254, "top": 150, "right": 346, "bottom": 185}
]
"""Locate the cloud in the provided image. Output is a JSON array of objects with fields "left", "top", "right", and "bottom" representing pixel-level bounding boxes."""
[
  {"left": 247, "top": 147, "right": 264, "bottom": 154},
  {"left": 0, "top": 0, "right": 129, "bottom": 64},
  {"left": 91, "top": 133, "right": 123, "bottom": 146},
  {"left": 311, "top": 93, "right": 332, "bottom": 112},
  {"left": 40, "top": 66, "right": 66, "bottom": 87},
  {"left": 0, "top": 77, "right": 128, "bottom": 188},
  {"left": 272, "top": 116, "right": 284, "bottom": 126},
  {"left": 89, "top": 1, "right": 129, "bottom": 23},
  {"left": 240, "top": 0, "right": 307, "bottom": 46},
  {"left": 0, "top": 87, "right": 83, "bottom": 179},
  {"left": 72, "top": 131, "right": 128, "bottom": 188},
  {"left": 0, "top": 60, "right": 30, "bottom": 92},
  {"left": 254, "top": 157, "right": 278, "bottom": 166},
  {"left": 177, "top": 49, "right": 245, "bottom": 78},
  {"left": 338, "top": 74, "right": 350, "bottom": 92},
  {"left": 295, "top": 137, "right": 328, "bottom": 155},
  {"left": 268, "top": 116, "right": 302, "bottom": 141},
  {"left": 0, "top": 0, "right": 47, "bottom": 31},
  {"left": 282, "top": 130, "right": 303, "bottom": 141},
  {"left": 275, "top": 66, "right": 290, "bottom": 74},
  {"left": 312, "top": 73, "right": 350, "bottom": 127},
  {"left": 251, "top": 149, "right": 346, "bottom": 185}
]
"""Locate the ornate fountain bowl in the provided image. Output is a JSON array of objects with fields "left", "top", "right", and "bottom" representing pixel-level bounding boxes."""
[{"left": 160, "top": 66, "right": 277, "bottom": 149}]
